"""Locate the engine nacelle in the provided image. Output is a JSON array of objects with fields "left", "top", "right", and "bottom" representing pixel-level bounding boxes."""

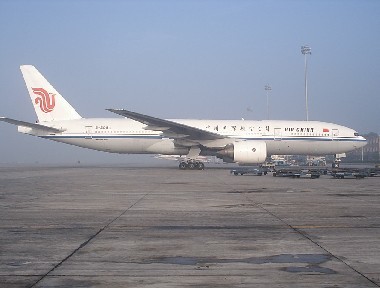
[{"left": 218, "top": 141, "right": 267, "bottom": 164}]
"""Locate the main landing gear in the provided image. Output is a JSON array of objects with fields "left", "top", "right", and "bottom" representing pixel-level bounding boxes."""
[{"left": 179, "top": 160, "right": 205, "bottom": 170}]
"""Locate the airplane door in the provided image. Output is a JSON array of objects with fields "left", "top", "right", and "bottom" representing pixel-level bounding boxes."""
[
  {"left": 274, "top": 128, "right": 282, "bottom": 140},
  {"left": 332, "top": 129, "right": 339, "bottom": 140},
  {"left": 85, "top": 126, "right": 93, "bottom": 139}
]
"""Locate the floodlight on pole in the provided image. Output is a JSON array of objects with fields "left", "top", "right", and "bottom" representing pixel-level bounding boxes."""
[
  {"left": 265, "top": 84, "right": 272, "bottom": 120},
  {"left": 301, "top": 45, "right": 311, "bottom": 121}
]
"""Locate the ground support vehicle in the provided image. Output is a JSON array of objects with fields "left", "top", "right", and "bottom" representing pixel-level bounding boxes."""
[
  {"left": 331, "top": 169, "right": 367, "bottom": 179},
  {"left": 230, "top": 168, "right": 263, "bottom": 176},
  {"left": 299, "top": 170, "right": 321, "bottom": 179},
  {"left": 273, "top": 169, "right": 301, "bottom": 178}
]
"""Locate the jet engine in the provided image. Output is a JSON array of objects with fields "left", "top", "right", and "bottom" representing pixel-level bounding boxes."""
[{"left": 218, "top": 141, "right": 267, "bottom": 164}]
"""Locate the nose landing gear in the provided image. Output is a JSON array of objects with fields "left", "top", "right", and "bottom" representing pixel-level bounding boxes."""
[{"left": 179, "top": 160, "right": 205, "bottom": 170}]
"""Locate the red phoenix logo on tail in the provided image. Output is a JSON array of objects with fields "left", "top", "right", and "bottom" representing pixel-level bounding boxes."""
[{"left": 32, "top": 88, "right": 56, "bottom": 113}]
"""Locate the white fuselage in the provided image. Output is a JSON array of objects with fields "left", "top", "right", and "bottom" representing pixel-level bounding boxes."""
[{"left": 19, "top": 118, "right": 367, "bottom": 156}]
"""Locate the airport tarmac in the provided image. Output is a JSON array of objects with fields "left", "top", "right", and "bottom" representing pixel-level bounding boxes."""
[{"left": 0, "top": 165, "right": 379, "bottom": 288}]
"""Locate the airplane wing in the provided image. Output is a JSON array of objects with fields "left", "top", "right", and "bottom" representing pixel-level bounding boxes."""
[
  {"left": 0, "top": 117, "right": 63, "bottom": 133},
  {"left": 106, "top": 109, "right": 224, "bottom": 141}
]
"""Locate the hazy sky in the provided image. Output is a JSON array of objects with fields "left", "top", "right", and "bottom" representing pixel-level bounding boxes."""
[{"left": 0, "top": 0, "right": 379, "bottom": 164}]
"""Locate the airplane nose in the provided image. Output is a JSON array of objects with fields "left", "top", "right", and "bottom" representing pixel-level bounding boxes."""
[{"left": 357, "top": 136, "right": 367, "bottom": 148}]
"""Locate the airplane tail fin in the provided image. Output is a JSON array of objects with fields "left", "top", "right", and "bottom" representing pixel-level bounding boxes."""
[{"left": 20, "top": 65, "right": 82, "bottom": 122}]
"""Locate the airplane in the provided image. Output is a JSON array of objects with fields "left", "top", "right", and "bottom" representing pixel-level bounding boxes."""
[{"left": 0, "top": 65, "right": 367, "bottom": 170}]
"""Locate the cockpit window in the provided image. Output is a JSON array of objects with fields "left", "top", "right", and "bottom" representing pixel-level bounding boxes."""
[{"left": 354, "top": 132, "right": 359, "bottom": 136}]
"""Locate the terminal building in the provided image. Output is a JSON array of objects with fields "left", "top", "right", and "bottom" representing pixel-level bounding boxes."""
[{"left": 344, "top": 132, "right": 380, "bottom": 163}]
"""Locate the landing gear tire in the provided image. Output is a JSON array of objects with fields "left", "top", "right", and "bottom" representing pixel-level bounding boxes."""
[
  {"left": 179, "top": 162, "right": 188, "bottom": 170},
  {"left": 196, "top": 162, "right": 205, "bottom": 170},
  {"left": 188, "top": 162, "right": 196, "bottom": 170}
]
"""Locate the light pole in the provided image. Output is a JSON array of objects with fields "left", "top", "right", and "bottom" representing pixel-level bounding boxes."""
[
  {"left": 301, "top": 45, "right": 311, "bottom": 121},
  {"left": 265, "top": 84, "right": 271, "bottom": 120}
]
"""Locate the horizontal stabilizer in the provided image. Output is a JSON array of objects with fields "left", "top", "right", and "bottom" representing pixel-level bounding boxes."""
[{"left": 0, "top": 117, "right": 63, "bottom": 133}]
